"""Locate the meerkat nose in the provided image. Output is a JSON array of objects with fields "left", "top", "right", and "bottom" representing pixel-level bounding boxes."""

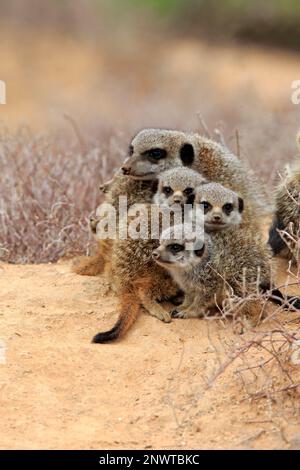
[
  {"left": 213, "top": 214, "right": 221, "bottom": 221},
  {"left": 122, "top": 166, "right": 131, "bottom": 175}
]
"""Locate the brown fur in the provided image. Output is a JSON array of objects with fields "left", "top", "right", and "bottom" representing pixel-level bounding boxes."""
[
  {"left": 72, "top": 239, "right": 113, "bottom": 276},
  {"left": 155, "top": 223, "right": 273, "bottom": 319},
  {"left": 92, "top": 203, "right": 180, "bottom": 343}
]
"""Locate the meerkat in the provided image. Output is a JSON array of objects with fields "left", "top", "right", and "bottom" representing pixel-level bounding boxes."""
[
  {"left": 92, "top": 206, "right": 180, "bottom": 343},
  {"left": 92, "top": 167, "right": 204, "bottom": 342},
  {"left": 153, "top": 167, "right": 206, "bottom": 207},
  {"left": 153, "top": 180, "right": 273, "bottom": 320},
  {"left": 72, "top": 175, "right": 158, "bottom": 277},
  {"left": 154, "top": 222, "right": 300, "bottom": 320},
  {"left": 75, "top": 127, "right": 264, "bottom": 277},
  {"left": 193, "top": 182, "right": 244, "bottom": 232},
  {"left": 72, "top": 215, "right": 114, "bottom": 277},
  {"left": 268, "top": 132, "right": 300, "bottom": 261},
  {"left": 193, "top": 183, "right": 300, "bottom": 309}
]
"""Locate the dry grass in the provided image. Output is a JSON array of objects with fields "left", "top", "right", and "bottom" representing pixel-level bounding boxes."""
[
  {"left": 1, "top": 26, "right": 300, "bottom": 267},
  {"left": 0, "top": 124, "right": 126, "bottom": 263},
  {"left": 0, "top": 106, "right": 299, "bottom": 264}
]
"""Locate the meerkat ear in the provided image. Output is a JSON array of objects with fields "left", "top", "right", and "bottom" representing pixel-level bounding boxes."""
[
  {"left": 180, "top": 143, "right": 195, "bottom": 166},
  {"left": 238, "top": 197, "right": 244, "bottom": 213}
]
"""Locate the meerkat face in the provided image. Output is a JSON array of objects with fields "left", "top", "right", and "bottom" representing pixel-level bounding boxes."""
[
  {"left": 153, "top": 225, "right": 211, "bottom": 269},
  {"left": 121, "top": 129, "right": 196, "bottom": 180},
  {"left": 195, "top": 182, "right": 244, "bottom": 231},
  {"left": 154, "top": 168, "right": 206, "bottom": 208}
]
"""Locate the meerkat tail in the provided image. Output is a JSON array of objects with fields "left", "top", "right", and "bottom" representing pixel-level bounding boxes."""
[
  {"left": 72, "top": 251, "right": 105, "bottom": 276},
  {"left": 92, "top": 292, "right": 141, "bottom": 343},
  {"left": 260, "top": 282, "right": 300, "bottom": 310}
]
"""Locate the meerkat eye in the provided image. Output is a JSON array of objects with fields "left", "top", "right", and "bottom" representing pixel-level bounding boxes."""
[
  {"left": 168, "top": 243, "right": 184, "bottom": 254},
  {"left": 222, "top": 203, "right": 234, "bottom": 215},
  {"left": 145, "top": 148, "right": 167, "bottom": 161},
  {"left": 194, "top": 244, "right": 205, "bottom": 257},
  {"left": 128, "top": 145, "right": 134, "bottom": 156},
  {"left": 200, "top": 201, "right": 212, "bottom": 213},
  {"left": 163, "top": 186, "right": 173, "bottom": 196},
  {"left": 183, "top": 187, "right": 194, "bottom": 195}
]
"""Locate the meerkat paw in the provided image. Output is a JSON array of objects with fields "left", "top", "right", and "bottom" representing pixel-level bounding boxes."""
[
  {"left": 148, "top": 308, "right": 172, "bottom": 323},
  {"left": 171, "top": 308, "right": 205, "bottom": 319},
  {"left": 171, "top": 309, "right": 187, "bottom": 319},
  {"left": 157, "top": 310, "right": 172, "bottom": 323}
]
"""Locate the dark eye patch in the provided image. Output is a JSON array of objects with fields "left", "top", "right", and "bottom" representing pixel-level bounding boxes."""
[
  {"left": 143, "top": 148, "right": 167, "bottom": 161},
  {"left": 168, "top": 243, "right": 184, "bottom": 254},
  {"left": 163, "top": 186, "right": 173, "bottom": 196},
  {"left": 128, "top": 144, "right": 134, "bottom": 156},
  {"left": 238, "top": 197, "right": 244, "bottom": 213},
  {"left": 222, "top": 203, "right": 234, "bottom": 215},
  {"left": 194, "top": 244, "right": 205, "bottom": 257},
  {"left": 180, "top": 143, "right": 195, "bottom": 166},
  {"left": 183, "top": 187, "right": 194, "bottom": 195},
  {"left": 200, "top": 201, "right": 212, "bottom": 214}
]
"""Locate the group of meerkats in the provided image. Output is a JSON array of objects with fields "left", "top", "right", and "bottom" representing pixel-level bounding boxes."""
[{"left": 73, "top": 128, "right": 300, "bottom": 343}]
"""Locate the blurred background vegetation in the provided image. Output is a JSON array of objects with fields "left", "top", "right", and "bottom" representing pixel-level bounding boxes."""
[{"left": 1, "top": 0, "right": 300, "bottom": 49}]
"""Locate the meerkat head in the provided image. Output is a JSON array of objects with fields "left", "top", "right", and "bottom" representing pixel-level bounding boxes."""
[
  {"left": 121, "top": 129, "right": 196, "bottom": 180},
  {"left": 154, "top": 167, "right": 206, "bottom": 208},
  {"left": 153, "top": 224, "right": 211, "bottom": 270},
  {"left": 195, "top": 182, "right": 244, "bottom": 231}
]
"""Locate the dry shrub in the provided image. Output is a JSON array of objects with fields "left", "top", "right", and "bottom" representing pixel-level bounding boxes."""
[
  {"left": 0, "top": 97, "right": 299, "bottom": 265},
  {"left": 0, "top": 123, "right": 126, "bottom": 263}
]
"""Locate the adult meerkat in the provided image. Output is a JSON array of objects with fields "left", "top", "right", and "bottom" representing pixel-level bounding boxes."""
[
  {"left": 268, "top": 132, "right": 300, "bottom": 261},
  {"left": 73, "top": 176, "right": 158, "bottom": 276},
  {"left": 92, "top": 167, "right": 204, "bottom": 343},
  {"left": 73, "top": 173, "right": 158, "bottom": 277},
  {"left": 121, "top": 128, "right": 267, "bottom": 222}
]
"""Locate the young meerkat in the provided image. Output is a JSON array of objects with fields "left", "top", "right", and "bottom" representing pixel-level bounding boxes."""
[
  {"left": 153, "top": 167, "right": 206, "bottom": 207},
  {"left": 154, "top": 222, "right": 300, "bottom": 320},
  {"left": 268, "top": 132, "right": 300, "bottom": 261},
  {"left": 193, "top": 182, "right": 244, "bottom": 232},
  {"left": 194, "top": 182, "right": 300, "bottom": 310}
]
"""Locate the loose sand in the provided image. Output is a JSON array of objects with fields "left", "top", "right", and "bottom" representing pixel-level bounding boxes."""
[{"left": 0, "top": 256, "right": 300, "bottom": 450}]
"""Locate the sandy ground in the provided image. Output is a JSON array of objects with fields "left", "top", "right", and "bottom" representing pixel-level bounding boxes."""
[{"left": 0, "top": 257, "right": 300, "bottom": 450}]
